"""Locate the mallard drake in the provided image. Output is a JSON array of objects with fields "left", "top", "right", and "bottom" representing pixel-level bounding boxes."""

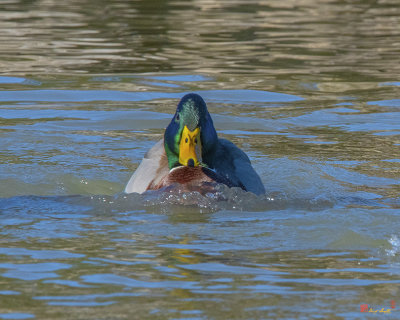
[{"left": 124, "top": 93, "right": 265, "bottom": 195}]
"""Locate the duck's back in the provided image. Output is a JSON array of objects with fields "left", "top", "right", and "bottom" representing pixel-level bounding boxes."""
[{"left": 213, "top": 139, "right": 265, "bottom": 195}]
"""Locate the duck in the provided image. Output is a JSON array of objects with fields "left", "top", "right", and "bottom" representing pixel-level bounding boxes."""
[{"left": 124, "top": 93, "right": 265, "bottom": 195}]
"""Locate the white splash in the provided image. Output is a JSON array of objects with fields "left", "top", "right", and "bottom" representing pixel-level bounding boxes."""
[{"left": 386, "top": 235, "right": 400, "bottom": 257}]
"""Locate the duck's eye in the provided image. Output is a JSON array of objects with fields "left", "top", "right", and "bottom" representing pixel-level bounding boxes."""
[
  {"left": 185, "top": 138, "right": 188, "bottom": 143},
  {"left": 175, "top": 113, "right": 180, "bottom": 121}
]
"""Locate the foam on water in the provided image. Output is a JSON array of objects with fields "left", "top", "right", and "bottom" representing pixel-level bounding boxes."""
[
  {"left": 386, "top": 235, "right": 400, "bottom": 258},
  {"left": 82, "top": 183, "right": 377, "bottom": 215}
]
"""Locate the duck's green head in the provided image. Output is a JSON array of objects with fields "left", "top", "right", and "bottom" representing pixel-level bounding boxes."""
[{"left": 164, "top": 93, "right": 218, "bottom": 169}]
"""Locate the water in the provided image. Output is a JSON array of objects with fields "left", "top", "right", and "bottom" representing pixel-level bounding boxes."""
[{"left": 1, "top": 0, "right": 400, "bottom": 319}]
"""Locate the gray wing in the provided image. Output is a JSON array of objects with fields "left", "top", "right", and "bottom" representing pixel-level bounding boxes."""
[
  {"left": 213, "top": 139, "right": 265, "bottom": 195},
  {"left": 124, "top": 139, "right": 169, "bottom": 194}
]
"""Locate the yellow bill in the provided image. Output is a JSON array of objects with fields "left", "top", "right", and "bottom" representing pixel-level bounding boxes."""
[{"left": 179, "top": 125, "right": 201, "bottom": 167}]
